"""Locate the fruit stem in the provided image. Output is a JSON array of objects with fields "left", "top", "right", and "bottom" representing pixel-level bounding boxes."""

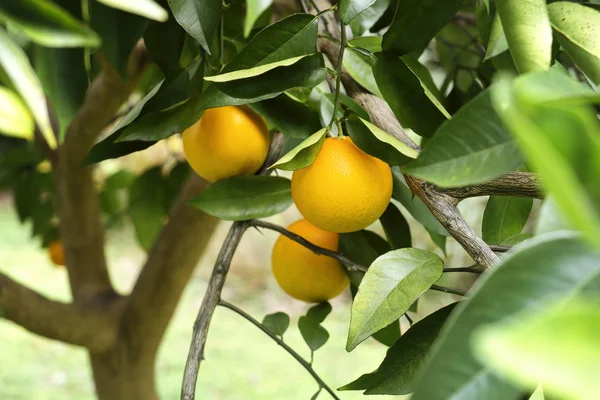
[
  {"left": 328, "top": 20, "right": 347, "bottom": 131},
  {"left": 219, "top": 300, "right": 342, "bottom": 400}
]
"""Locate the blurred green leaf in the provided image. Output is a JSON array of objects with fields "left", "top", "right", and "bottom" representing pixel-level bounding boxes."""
[
  {"left": 404, "top": 89, "right": 522, "bottom": 187},
  {"left": 373, "top": 52, "right": 447, "bottom": 138},
  {"left": 245, "top": 0, "right": 272, "bottom": 37},
  {"left": 482, "top": 196, "right": 533, "bottom": 245},
  {"left": 83, "top": 130, "right": 156, "bottom": 165},
  {"left": 0, "top": 86, "right": 33, "bottom": 140},
  {"left": 382, "top": 0, "right": 463, "bottom": 56},
  {"left": 380, "top": 202, "right": 411, "bottom": 250},
  {"left": 345, "top": 114, "right": 418, "bottom": 166},
  {"left": 143, "top": 5, "right": 186, "bottom": 77},
  {"left": 474, "top": 299, "right": 600, "bottom": 400},
  {"left": 411, "top": 233, "right": 600, "bottom": 400},
  {"left": 548, "top": 2, "right": 600, "bottom": 84},
  {"left": 129, "top": 167, "right": 165, "bottom": 251},
  {"left": 0, "top": 0, "right": 100, "bottom": 48},
  {"left": 262, "top": 312, "right": 290, "bottom": 337},
  {"left": 341, "top": 303, "right": 456, "bottom": 394},
  {"left": 347, "top": 248, "right": 443, "bottom": 351},
  {"left": 96, "top": 0, "right": 167, "bottom": 21},
  {"left": 168, "top": 0, "right": 221, "bottom": 53},
  {"left": 534, "top": 196, "right": 569, "bottom": 236},
  {"left": 250, "top": 94, "right": 322, "bottom": 139},
  {"left": 298, "top": 316, "right": 329, "bottom": 352},
  {"left": 270, "top": 128, "right": 326, "bottom": 171},
  {"left": 189, "top": 176, "right": 293, "bottom": 220},
  {"left": 0, "top": 29, "right": 55, "bottom": 148},
  {"left": 90, "top": 2, "right": 148, "bottom": 79},
  {"left": 496, "top": 0, "right": 552, "bottom": 73}
]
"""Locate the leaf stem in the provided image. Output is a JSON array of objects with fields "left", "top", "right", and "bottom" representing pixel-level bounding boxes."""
[
  {"left": 430, "top": 284, "right": 467, "bottom": 297},
  {"left": 443, "top": 266, "right": 482, "bottom": 274},
  {"left": 219, "top": 301, "right": 341, "bottom": 400},
  {"left": 328, "top": 21, "right": 347, "bottom": 130}
]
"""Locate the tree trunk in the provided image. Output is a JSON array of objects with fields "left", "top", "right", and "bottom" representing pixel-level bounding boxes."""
[{"left": 90, "top": 342, "right": 159, "bottom": 400}]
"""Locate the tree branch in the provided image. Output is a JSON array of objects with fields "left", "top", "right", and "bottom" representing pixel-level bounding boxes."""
[
  {"left": 249, "top": 220, "right": 367, "bottom": 272},
  {"left": 439, "top": 172, "right": 544, "bottom": 200},
  {"left": 0, "top": 272, "right": 121, "bottom": 352},
  {"left": 219, "top": 300, "right": 341, "bottom": 400}
]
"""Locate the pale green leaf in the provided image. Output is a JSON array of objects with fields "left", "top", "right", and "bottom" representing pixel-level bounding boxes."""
[
  {"left": 0, "top": 87, "right": 34, "bottom": 140},
  {"left": 339, "top": 0, "right": 376, "bottom": 25},
  {"left": 244, "top": 0, "right": 272, "bottom": 37},
  {"left": 485, "top": 10, "right": 508, "bottom": 60},
  {"left": 270, "top": 128, "right": 326, "bottom": 171},
  {"left": 205, "top": 55, "right": 309, "bottom": 82},
  {"left": 97, "top": 0, "right": 167, "bottom": 22}
]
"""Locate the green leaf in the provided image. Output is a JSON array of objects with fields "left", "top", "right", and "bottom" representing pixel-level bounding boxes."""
[
  {"left": 306, "top": 302, "right": 332, "bottom": 324},
  {"left": 482, "top": 196, "right": 533, "bottom": 245},
  {"left": 347, "top": 248, "right": 444, "bottom": 351},
  {"left": 349, "top": 0, "right": 390, "bottom": 36},
  {"left": 168, "top": 0, "right": 221, "bottom": 53},
  {"left": 143, "top": 6, "right": 186, "bottom": 77},
  {"left": 345, "top": 114, "right": 418, "bottom": 166},
  {"left": 205, "top": 55, "right": 311, "bottom": 82},
  {"left": 547, "top": 2, "right": 600, "bottom": 84},
  {"left": 250, "top": 94, "right": 322, "bottom": 139},
  {"left": 298, "top": 316, "right": 329, "bottom": 352},
  {"left": 373, "top": 52, "right": 447, "bottom": 138},
  {"left": 342, "top": 48, "right": 383, "bottom": 98},
  {"left": 340, "top": 0, "right": 376, "bottom": 25},
  {"left": 0, "top": 86, "right": 33, "bottom": 140},
  {"left": 349, "top": 36, "right": 382, "bottom": 53},
  {"left": 411, "top": 233, "right": 600, "bottom": 400},
  {"left": 320, "top": 92, "right": 370, "bottom": 122},
  {"left": 496, "top": 0, "right": 552, "bottom": 73},
  {"left": 0, "top": 29, "right": 55, "bottom": 149},
  {"left": 211, "top": 53, "right": 326, "bottom": 100},
  {"left": 90, "top": 2, "right": 148, "bottom": 79},
  {"left": 262, "top": 312, "right": 290, "bottom": 336},
  {"left": 492, "top": 76, "right": 600, "bottom": 249},
  {"left": 391, "top": 167, "right": 447, "bottom": 236},
  {"left": 244, "top": 0, "right": 272, "bottom": 37},
  {"left": 371, "top": 320, "right": 401, "bottom": 347},
  {"left": 83, "top": 130, "right": 156, "bottom": 165},
  {"left": 380, "top": 202, "right": 411, "bottom": 250},
  {"left": 474, "top": 299, "right": 600, "bottom": 400},
  {"left": 189, "top": 176, "right": 293, "bottom": 220},
  {"left": 129, "top": 167, "right": 165, "bottom": 251},
  {"left": 342, "top": 303, "right": 456, "bottom": 394},
  {"left": 404, "top": 89, "right": 522, "bottom": 187},
  {"left": 0, "top": 0, "right": 100, "bottom": 48},
  {"left": 535, "top": 196, "right": 569, "bottom": 236},
  {"left": 382, "top": 0, "right": 463, "bottom": 56},
  {"left": 341, "top": 230, "right": 390, "bottom": 288},
  {"left": 485, "top": 10, "right": 508, "bottom": 60},
  {"left": 270, "top": 128, "right": 326, "bottom": 171},
  {"left": 96, "top": 0, "right": 167, "bottom": 21}
]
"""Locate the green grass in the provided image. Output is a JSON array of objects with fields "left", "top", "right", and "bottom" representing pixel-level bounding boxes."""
[{"left": 0, "top": 204, "right": 401, "bottom": 399}]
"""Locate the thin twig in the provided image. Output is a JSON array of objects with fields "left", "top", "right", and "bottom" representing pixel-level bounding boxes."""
[
  {"left": 489, "top": 244, "right": 511, "bottom": 253},
  {"left": 249, "top": 220, "right": 367, "bottom": 272},
  {"left": 430, "top": 284, "right": 468, "bottom": 297},
  {"left": 404, "top": 313, "right": 413, "bottom": 326},
  {"left": 443, "top": 267, "right": 482, "bottom": 274},
  {"left": 219, "top": 301, "right": 341, "bottom": 400},
  {"left": 328, "top": 19, "right": 347, "bottom": 130}
]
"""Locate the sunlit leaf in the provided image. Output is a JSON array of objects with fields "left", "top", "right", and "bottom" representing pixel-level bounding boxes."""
[
  {"left": 0, "top": 87, "right": 34, "bottom": 140},
  {"left": 270, "top": 128, "right": 326, "bottom": 171}
]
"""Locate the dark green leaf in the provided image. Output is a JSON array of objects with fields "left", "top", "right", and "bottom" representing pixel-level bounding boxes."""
[
  {"left": 129, "top": 167, "right": 165, "bottom": 250},
  {"left": 347, "top": 248, "right": 444, "bottom": 351},
  {"left": 298, "top": 316, "right": 329, "bottom": 352},
  {"left": 82, "top": 130, "right": 156, "bottom": 165},
  {"left": 306, "top": 302, "right": 332, "bottom": 324},
  {"left": 96, "top": 0, "right": 167, "bottom": 21},
  {"left": 90, "top": 2, "right": 148, "bottom": 79},
  {"left": 345, "top": 114, "right": 417, "bottom": 166},
  {"left": 0, "top": 28, "right": 55, "bottom": 148},
  {"left": 371, "top": 320, "right": 401, "bottom": 347},
  {"left": 341, "top": 230, "right": 390, "bottom": 288},
  {"left": 404, "top": 89, "right": 522, "bottom": 187},
  {"left": 0, "top": 0, "right": 100, "bottom": 48},
  {"left": 413, "top": 233, "right": 600, "bottom": 400},
  {"left": 340, "top": 0, "right": 376, "bottom": 25},
  {"left": 382, "top": 0, "right": 463, "bottom": 56},
  {"left": 436, "top": 23, "right": 483, "bottom": 92},
  {"left": 270, "top": 128, "right": 326, "bottom": 171},
  {"left": 482, "top": 196, "right": 533, "bottom": 245},
  {"left": 143, "top": 5, "right": 186, "bottom": 77},
  {"left": 250, "top": 94, "right": 322, "bottom": 139},
  {"left": 189, "top": 176, "right": 293, "bottom": 220},
  {"left": 320, "top": 92, "right": 370, "bottom": 122},
  {"left": 168, "top": 0, "right": 221, "bottom": 53},
  {"left": 262, "top": 312, "right": 290, "bottom": 336},
  {"left": 380, "top": 202, "right": 411, "bottom": 249},
  {"left": 373, "top": 52, "right": 447, "bottom": 138}
]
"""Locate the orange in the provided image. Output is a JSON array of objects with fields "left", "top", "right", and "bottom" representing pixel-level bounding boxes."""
[
  {"left": 48, "top": 240, "right": 65, "bottom": 266},
  {"left": 291, "top": 137, "right": 392, "bottom": 233},
  {"left": 271, "top": 219, "right": 349, "bottom": 303},
  {"left": 182, "top": 106, "right": 270, "bottom": 182}
]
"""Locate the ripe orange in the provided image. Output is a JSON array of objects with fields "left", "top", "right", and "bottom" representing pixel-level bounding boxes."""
[
  {"left": 48, "top": 240, "right": 65, "bottom": 267},
  {"left": 182, "top": 106, "right": 270, "bottom": 182},
  {"left": 291, "top": 137, "right": 392, "bottom": 233},
  {"left": 271, "top": 219, "right": 349, "bottom": 303}
]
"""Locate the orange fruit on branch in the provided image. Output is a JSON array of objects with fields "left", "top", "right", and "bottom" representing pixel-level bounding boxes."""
[
  {"left": 182, "top": 106, "right": 270, "bottom": 182},
  {"left": 48, "top": 240, "right": 65, "bottom": 267},
  {"left": 271, "top": 219, "right": 349, "bottom": 303},
  {"left": 291, "top": 137, "right": 392, "bottom": 233}
]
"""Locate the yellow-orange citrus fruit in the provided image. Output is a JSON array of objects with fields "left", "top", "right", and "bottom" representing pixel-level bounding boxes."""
[
  {"left": 182, "top": 106, "right": 270, "bottom": 182},
  {"left": 48, "top": 240, "right": 65, "bottom": 267},
  {"left": 271, "top": 219, "right": 349, "bottom": 303},
  {"left": 291, "top": 137, "right": 392, "bottom": 233}
]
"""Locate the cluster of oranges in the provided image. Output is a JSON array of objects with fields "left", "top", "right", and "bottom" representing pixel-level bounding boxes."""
[{"left": 183, "top": 106, "right": 392, "bottom": 303}]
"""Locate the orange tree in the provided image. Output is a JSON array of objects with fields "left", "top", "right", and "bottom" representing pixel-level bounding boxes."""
[{"left": 1, "top": 0, "right": 600, "bottom": 399}]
